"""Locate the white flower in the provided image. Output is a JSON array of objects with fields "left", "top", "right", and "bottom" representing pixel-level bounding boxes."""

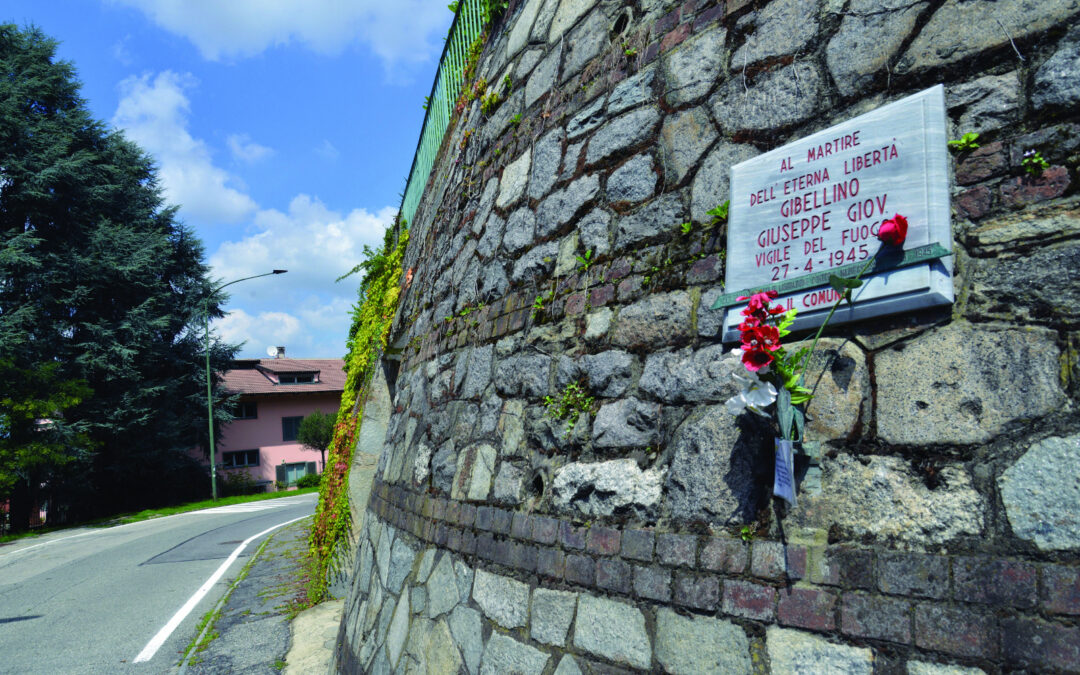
[{"left": 725, "top": 367, "right": 777, "bottom": 417}]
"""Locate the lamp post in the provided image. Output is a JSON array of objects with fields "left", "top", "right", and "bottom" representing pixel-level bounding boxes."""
[{"left": 205, "top": 269, "right": 287, "bottom": 500}]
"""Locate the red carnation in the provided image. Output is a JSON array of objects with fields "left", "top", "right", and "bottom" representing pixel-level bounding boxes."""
[{"left": 878, "top": 213, "right": 908, "bottom": 247}]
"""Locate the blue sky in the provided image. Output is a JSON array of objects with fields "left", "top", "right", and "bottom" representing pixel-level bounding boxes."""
[{"left": 4, "top": 1, "right": 455, "bottom": 358}]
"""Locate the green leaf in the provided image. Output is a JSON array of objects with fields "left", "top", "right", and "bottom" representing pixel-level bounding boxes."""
[{"left": 829, "top": 274, "right": 864, "bottom": 291}]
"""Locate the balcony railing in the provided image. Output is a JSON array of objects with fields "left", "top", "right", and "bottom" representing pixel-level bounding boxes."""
[{"left": 398, "top": 0, "right": 488, "bottom": 227}]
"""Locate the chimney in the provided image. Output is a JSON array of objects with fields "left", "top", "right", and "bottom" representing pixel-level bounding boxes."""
[{"left": 275, "top": 346, "right": 285, "bottom": 359}]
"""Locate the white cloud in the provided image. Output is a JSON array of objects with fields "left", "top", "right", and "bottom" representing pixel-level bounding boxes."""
[
  {"left": 113, "top": 71, "right": 257, "bottom": 225},
  {"left": 227, "top": 133, "right": 274, "bottom": 163},
  {"left": 214, "top": 297, "right": 355, "bottom": 359},
  {"left": 210, "top": 195, "right": 396, "bottom": 294},
  {"left": 315, "top": 139, "right": 339, "bottom": 160},
  {"left": 108, "top": 0, "right": 452, "bottom": 69}
]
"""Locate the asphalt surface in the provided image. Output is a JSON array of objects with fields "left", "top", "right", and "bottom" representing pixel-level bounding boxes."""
[{"left": 0, "top": 493, "right": 316, "bottom": 675}]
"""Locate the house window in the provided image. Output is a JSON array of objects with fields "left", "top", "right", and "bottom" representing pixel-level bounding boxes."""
[
  {"left": 278, "top": 373, "right": 315, "bottom": 384},
  {"left": 222, "top": 449, "right": 259, "bottom": 468},
  {"left": 235, "top": 401, "right": 258, "bottom": 420},
  {"left": 282, "top": 416, "right": 303, "bottom": 442}
]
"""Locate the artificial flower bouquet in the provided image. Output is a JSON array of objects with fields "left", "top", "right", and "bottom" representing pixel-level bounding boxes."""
[{"left": 725, "top": 213, "right": 909, "bottom": 504}]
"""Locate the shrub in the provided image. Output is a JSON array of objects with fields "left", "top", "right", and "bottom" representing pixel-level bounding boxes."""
[{"left": 296, "top": 473, "right": 321, "bottom": 489}]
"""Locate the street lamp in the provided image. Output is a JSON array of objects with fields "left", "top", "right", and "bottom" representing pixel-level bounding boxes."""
[{"left": 205, "top": 269, "right": 287, "bottom": 500}]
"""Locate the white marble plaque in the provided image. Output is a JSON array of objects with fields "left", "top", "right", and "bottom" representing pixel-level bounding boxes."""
[{"left": 719, "top": 85, "right": 952, "bottom": 342}]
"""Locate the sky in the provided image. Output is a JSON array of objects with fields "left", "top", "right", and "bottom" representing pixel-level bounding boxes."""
[{"left": 3, "top": 1, "right": 456, "bottom": 358}]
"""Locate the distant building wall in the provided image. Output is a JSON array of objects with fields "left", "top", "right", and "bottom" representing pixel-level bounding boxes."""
[{"left": 336, "top": 0, "right": 1080, "bottom": 672}]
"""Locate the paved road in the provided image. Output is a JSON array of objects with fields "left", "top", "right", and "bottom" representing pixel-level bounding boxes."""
[{"left": 0, "top": 494, "right": 316, "bottom": 675}]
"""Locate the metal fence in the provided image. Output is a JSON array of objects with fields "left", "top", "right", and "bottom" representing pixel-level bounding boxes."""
[{"left": 399, "top": 0, "right": 488, "bottom": 228}]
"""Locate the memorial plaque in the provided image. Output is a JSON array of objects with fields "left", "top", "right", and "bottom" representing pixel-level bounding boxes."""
[{"left": 717, "top": 85, "right": 953, "bottom": 342}]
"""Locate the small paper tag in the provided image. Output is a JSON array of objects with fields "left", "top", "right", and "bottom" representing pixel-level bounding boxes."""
[{"left": 773, "top": 439, "right": 797, "bottom": 507}]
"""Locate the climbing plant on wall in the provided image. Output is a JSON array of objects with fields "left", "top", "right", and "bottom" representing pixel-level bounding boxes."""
[{"left": 307, "top": 224, "right": 409, "bottom": 603}]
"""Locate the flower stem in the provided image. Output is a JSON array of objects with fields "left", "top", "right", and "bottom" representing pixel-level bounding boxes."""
[{"left": 796, "top": 252, "right": 879, "bottom": 381}]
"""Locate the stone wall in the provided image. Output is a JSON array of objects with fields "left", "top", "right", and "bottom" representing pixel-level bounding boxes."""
[{"left": 335, "top": 0, "right": 1080, "bottom": 672}]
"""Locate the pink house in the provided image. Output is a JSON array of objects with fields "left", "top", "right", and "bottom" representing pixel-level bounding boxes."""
[{"left": 212, "top": 356, "right": 345, "bottom": 489}]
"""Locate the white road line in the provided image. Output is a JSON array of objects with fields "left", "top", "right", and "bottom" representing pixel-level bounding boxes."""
[{"left": 132, "top": 515, "right": 308, "bottom": 664}]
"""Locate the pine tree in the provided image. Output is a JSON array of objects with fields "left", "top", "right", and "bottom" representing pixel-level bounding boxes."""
[{"left": 0, "top": 24, "right": 237, "bottom": 529}]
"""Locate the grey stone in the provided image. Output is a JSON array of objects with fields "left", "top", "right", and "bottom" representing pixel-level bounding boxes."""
[
  {"left": 875, "top": 323, "right": 1065, "bottom": 445},
  {"left": 660, "top": 106, "right": 718, "bottom": 186},
  {"left": 561, "top": 141, "right": 583, "bottom": 179},
  {"left": 554, "top": 231, "right": 580, "bottom": 276},
  {"left": 526, "top": 45, "right": 561, "bottom": 109},
  {"left": 484, "top": 90, "right": 525, "bottom": 145},
  {"left": 1000, "top": 434, "right": 1080, "bottom": 551},
  {"left": 690, "top": 141, "right": 759, "bottom": 223},
  {"left": 376, "top": 526, "right": 393, "bottom": 586},
  {"left": 551, "top": 458, "right": 664, "bottom": 518},
  {"left": 494, "top": 354, "right": 551, "bottom": 398},
  {"left": 639, "top": 344, "right": 741, "bottom": 404},
  {"left": 714, "top": 59, "right": 824, "bottom": 133},
  {"left": 511, "top": 241, "right": 560, "bottom": 283},
  {"left": 386, "top": 590, "right": 411, "bottom": 669},
  {"left": 586, "top": 106, "right": 661, "bottom": 166},
  {"left": 472, "top": 568, "right": 529, "bottom": 629},
  {"left": 563, "top": 8, "right": 608, "bottom": 80},
  {"left": 413, "top": 618, "right": 463, "bottom": 674},
  {"left": 531, "top": 0, "right": 560, "bottom": 42},
  {"left": 535, "top": 173, "right": 600, "bottom": 239},
  {"left": 966, "top": 240, "right": 1080, "bottom": 326},
  {"left": 415, "top": 548, "right": 436, "bottom": 583},
  {"left": 480, "top": 634, "right": 550, "bottom": 675},
  {"left": 497, "top": 148, "right": 532, "bottom": 209},
  {"left": 897, "top": 0, "right": 1080, "bottom": 74},
  {"left": 477, "top": 212, "right": 504, "bottom": 259},
  {"left": 476, "top": 391, "right": 502, "bottom": 437},
  {"left": 666, "top": 405, "right": 765, "bottom": 524},
  {"left": 461, "top": 344, "right": 493, "bottom": 400},
  {"left": 515, "top": 48, "right": 544, "bottom": 80},
  {"left": 606, "top": 153, "right": 656, "bottom": 204},
  {"left": 502, "top": 207, "right": 536, "bottom": 255},
  {"left": 425, "top": 553, "right": 459, "bottom": 618},
  {"left": 507, "top": 0, "right": 542, "bottom": 58},
  {"left": 767, "top": 626, "right": 874, "bottom": 674},
  {"left": 582, "top": 350, "right": 633, "bottom": 397},
  {"left": 492, "top": 462, "right": 525, "bottom": 504},
  {"left": 800, "top": 338, "right": 870, "bottom": 441},
  {"left": 451, "top": 443, "right": 496, "bottom": 501},
  {"left": 1034, "top": 25, "right": 1080, "bottom": 110},
  {"left": 549, "top": 0, "right": 600, "bottom": 44},
  {"left": 611, "top": 290, "right": 693, "bottom": 349},
  {"left": 530, "top": 587, "right": 578, "bottom": 646},
  {"left": 948, "top": 72, "right": 1020, "bottom": 135},
  {"left": 554, "top": 655, "right": 584, "bottom": 675},
  {"left": 593, "top": 397, "right": 661, "bottom": 448},
  {"left": 432, "top": 440, "right": 456, "bottom": 493},
  {"left": 655, "top": 608, "right": 752, "bottom": 674},
  {"left": 698, "top": 287, "right": 725, "bottom": 338},
  {"left": 529, "top": 127, "right": 565, "bottom": 200},
  {"left": 827, "top": 0, "right": 928, "bottom": 97},
  {"left": 386, "top": 537, "right": 416, "bottom": 593},
  {"left": 567, "top": 96, "right": 606, "bottom": 139},
  {"left": 663, "top": 26, "right": 726, "bottom": 106},
  {"left": 498, "top": 399, "right": 526, "bottom": 457},
  {"left": 454, "top": 559, "right": 474, "bottom": 603},
  {"left": 573, "top": 595, "right": 652, "bottom": 669},
  {"left": 788, "top": 454, "right": 984, "bottom": 548},
  {"left": 479, "top": 261, "right": 509, "bottom": 302},
  {"left": 584, "top": 307, "right": 613, "bottom": 341},
  {"left": 614, "top": 193, "right": 684, "bottom": 250},
  {"left": 411, "top": 586, "right": 427, "bottom": 615},
  {"left": 907, "top": 661, "right": 987, "bottom": 675},
  {"left": 608, "top": 66, "right": 655, "bottom": 114},
  {"left": 578, "top": 208, "right": 611, "bottom": 256},
  {"left": 449, "top": 605, "right": 483, "bottom": 675},
  {"left": 731, "top": 0, "right": 817, "bottom": 66}
]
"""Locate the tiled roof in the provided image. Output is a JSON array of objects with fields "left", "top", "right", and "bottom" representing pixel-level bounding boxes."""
[{"left": 221, "top": 358, "right": 346, "bottom": 396}]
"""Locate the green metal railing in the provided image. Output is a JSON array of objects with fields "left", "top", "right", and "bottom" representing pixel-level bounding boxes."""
[{"left": 399, "top": 0, "right": 488, "bottom": 227}]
